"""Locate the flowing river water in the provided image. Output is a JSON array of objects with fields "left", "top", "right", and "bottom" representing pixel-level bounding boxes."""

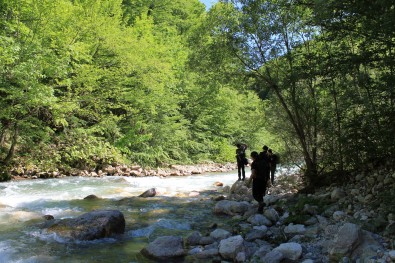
[{"left": 0, "top": 170, "right": 248, "bottom": 263}]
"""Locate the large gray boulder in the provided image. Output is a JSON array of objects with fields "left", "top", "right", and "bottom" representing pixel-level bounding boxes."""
[
  {"left": 139, "top": 188, "right": 156, "bottom": 197},
  {"left": 247, "top": 214, "right": 272, "bottom": 226},
  {"left": 210, "top": 228, "right": 232, "bottom": 241},
  {"left": 263, "top": 208, "right": 280, "bottom": 222},
  {"left": 273, "top": 242, "right": 302, "bottom": 260},
  {"left": 331, "top": 188, "right": 346, "bottom": 200},
  {"left": 186, "top": 231, "right": 202, "bottom": 246},
  {"left": 141, "top": 236, "right": 186, "bottom": 260},
  {"left": 46, "top": 210, "right": 125, "bottom": 240},
  {"left": 329, "top": 223, "right": 362, "bottom": 261},
  {"left": 245, "top": 228, "right": 267, "bottom": 241},
  {"left": 284, "top": 223, "right": 307, "bottom": 235},
  {"left": 219, "top": 235, "right": 245, "bottom": 260},
  {"left": 230, "top": 180, "right": 249, "bottom": 194},
  {"left": 351, "top": 230, "right": 385, "bottom": 262},
  {"left": 213, "top": 200, "right": 250, "bottom": 215}
]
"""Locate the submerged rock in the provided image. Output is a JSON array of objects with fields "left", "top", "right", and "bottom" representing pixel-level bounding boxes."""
[{"left": 46, "top": 210, "right": 125, "bottom": 240}]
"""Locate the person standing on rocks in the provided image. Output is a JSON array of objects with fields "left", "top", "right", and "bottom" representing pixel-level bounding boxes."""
[
  {"left": 248, "top": 151, "right": 268, "bottom": 213},
  {"left": 236, "top": 143, "right": 248, "bottom": 181},
  {"left": 258, "top": 145, "right": 271, "bottom": 187},
  {"left": 259, "top": 145, "right": 269, "bottom": 161}
]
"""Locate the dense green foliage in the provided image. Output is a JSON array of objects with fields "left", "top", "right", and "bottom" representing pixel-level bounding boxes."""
[
  {"left": 1, "top": 0, "right": 394, "bottom": 186},
  {"left": 0, "top": 0, "right": 269, "bottom": 177},
  {"left": 188, "top": 0, "right": 395, "bottom": 186}
]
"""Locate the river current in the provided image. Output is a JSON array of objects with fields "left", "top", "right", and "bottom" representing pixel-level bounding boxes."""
[{"left": 0, "top": 170, "right": 246, "bottom": 263}]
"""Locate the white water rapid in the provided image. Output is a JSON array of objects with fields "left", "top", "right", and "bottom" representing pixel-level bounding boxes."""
[{"left": 0, "top": 170, "right": 246, "bottom": 263}]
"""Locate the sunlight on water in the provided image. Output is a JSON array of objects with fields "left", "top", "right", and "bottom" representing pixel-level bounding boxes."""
[{"left": 1, "top": 171, "right": 241, "bottom": 207}]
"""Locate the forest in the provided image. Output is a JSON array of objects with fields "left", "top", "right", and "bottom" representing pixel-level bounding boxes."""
[{"left": 1, "top": 0, "right": 394, "bottom": 186}]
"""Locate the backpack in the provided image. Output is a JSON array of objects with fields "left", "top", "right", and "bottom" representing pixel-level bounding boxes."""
[
  {"left": 273, "top": 154, "right": 279, "bottom": 164},
  {"left": 236, "top": 148, "right": 247, "bottom": 164}
]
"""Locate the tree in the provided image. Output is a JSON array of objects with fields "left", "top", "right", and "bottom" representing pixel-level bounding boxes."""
[
  {"left": 0, "top": 0, "right": 270, "bottom": 174},
  {"left": 197, "top": 0, "right": 395, "bottom": 186},
  {"left": 308, "top": 0, "right": 395, "bottom": 170},
  {"left": 192, "top": 0, "right": 324, "bottom": 184},
  {"left": 0, "top": 0, "right": 60, "bottom": 165}
]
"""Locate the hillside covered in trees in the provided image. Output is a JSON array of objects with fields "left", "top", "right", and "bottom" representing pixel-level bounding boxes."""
[{"left": 1, "top": 0, "right": 394, "bottom": 186}]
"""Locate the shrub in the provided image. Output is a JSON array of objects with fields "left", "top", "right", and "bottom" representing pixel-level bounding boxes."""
[{"left": 0, "top": 169, "right": 11, "bottom": 182}]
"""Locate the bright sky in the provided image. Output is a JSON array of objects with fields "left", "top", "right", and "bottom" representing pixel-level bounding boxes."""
[{"left": 200, "top": 0, "right": 217, "bottom": 9}]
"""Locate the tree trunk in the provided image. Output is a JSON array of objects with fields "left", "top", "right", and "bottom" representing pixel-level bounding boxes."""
[
  {"left": 2, "top": 122, "right": 18, "bottom": 165},
  {"left": 331, "top": 81, "right": 344, "bottom": 171},
  {"left": 0, "top": 121, "right": 11, "bottom": 147},
  {"left": 268, "top": 80, "right": 318, "bottom": 185}
]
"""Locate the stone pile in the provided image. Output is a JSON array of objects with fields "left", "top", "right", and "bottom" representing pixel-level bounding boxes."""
[
  {"left": 317, "top": 169, "right": 395, "bottom": 239},
  {"left": 141, "top": 169, "right": 395, "bottom": 262}
]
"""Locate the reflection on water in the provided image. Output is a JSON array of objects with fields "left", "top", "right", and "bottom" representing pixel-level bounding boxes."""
[{"left": 0, "top": 171, "right": 243, "bottom": 262}]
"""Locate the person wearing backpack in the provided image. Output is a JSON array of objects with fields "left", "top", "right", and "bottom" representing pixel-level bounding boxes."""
[
  {"left": 248, "top": 151, "right": 268, "bottom": 213},
  {"left": 258, "top": 145, "right": 271, "bottom": 186},
  {"left": 236, "top": 143, "right": 248, "bottom": 181}
]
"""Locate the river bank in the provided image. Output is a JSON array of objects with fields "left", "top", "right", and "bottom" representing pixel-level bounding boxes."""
[
  {"left": 137, "top": 168, "right": 395, "bottom": 262},
  {"left": 8, "top": 162, "right": 237, "bottom": 181}
]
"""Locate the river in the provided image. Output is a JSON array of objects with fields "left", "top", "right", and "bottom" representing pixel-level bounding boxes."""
[{"left": 0, "top": 170, "right": 246, "bottom": 263}]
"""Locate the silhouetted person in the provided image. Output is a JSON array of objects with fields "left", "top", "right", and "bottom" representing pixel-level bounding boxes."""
[
  {"left": 258, "top": 145, "right": 270, "bottom": 185},
  {"left": 236, "top": 143, "right": 247, "bottom": 181},
  {"left": 268, "top": 149, "right": 278, "bottom": 185},
  {"left": 249, "top": 151, "right": 269, "bottom": 213}
]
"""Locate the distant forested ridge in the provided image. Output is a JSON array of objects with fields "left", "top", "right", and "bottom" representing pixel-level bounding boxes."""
[{"left": 1, "top": 0, "right": 394, "bottom": 186}]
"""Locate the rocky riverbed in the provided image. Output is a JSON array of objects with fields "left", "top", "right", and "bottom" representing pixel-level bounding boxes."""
[
  {"left": 138, "top": 168, "right": 395, "bottom": 262},
  {"left": 8, "top": 163, "right": 395, "bottom": 262}
]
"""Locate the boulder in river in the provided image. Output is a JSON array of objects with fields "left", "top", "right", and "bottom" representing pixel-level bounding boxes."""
[
  {"left": 43, "top": 215, "right": 54, "bottom": 220},
  {"left": 83, "top": 194, "right": 100, "bottom": 200},
  {"left": 139, "top": 188, "right": 156, "bottom": 198},
  {"left": 46, "top": 210, "right": 125, "bottom": 241}
]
